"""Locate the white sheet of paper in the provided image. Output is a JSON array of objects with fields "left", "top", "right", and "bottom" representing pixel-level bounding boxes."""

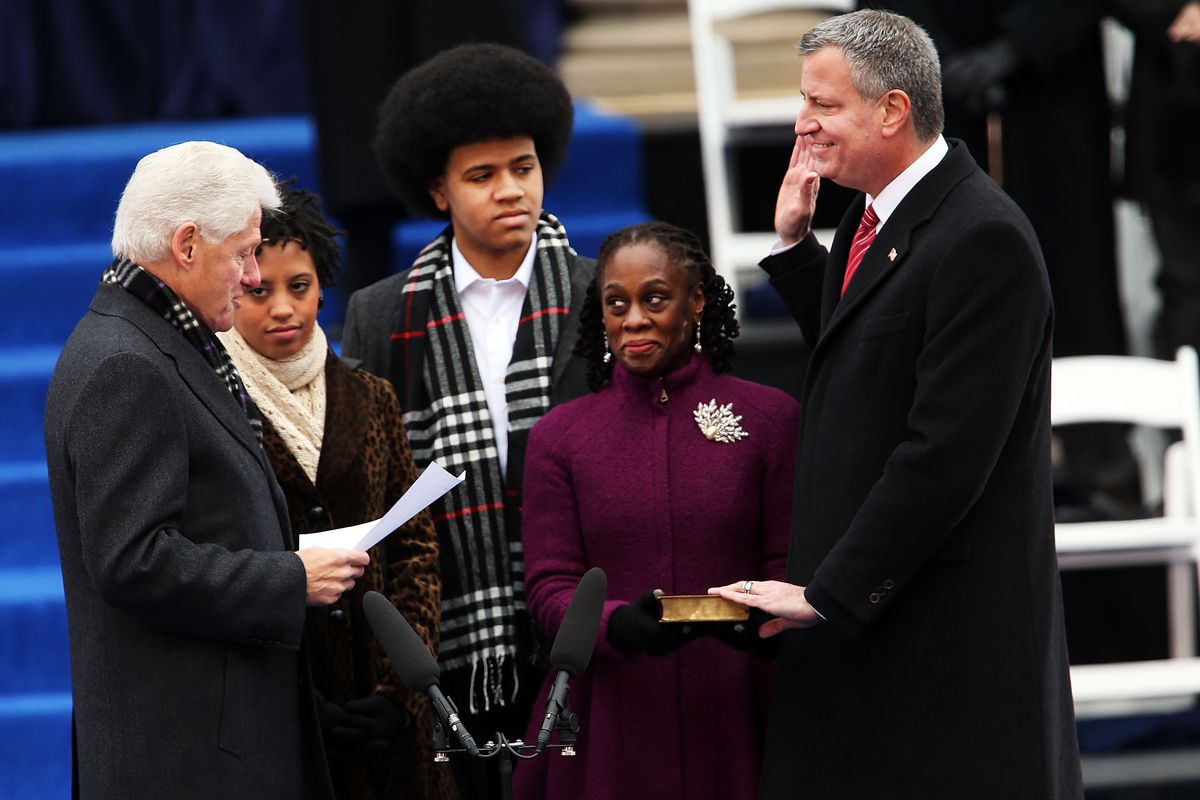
[{"left": 298, "top": 461, "right": 465, "bottom": 552}]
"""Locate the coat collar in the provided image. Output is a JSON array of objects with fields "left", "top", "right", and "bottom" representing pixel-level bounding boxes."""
[
  {"left": 819, "top": 139, "right": 979, "bottom": 341},
  {"left": 312, "top": 354, "right": 364, "bottom": 498},
  {"left": 611, "top": 352, "right": 712, "bottom": 406},
  {"left": 256, "top": 352, "right": 362, "bottom": 516}
]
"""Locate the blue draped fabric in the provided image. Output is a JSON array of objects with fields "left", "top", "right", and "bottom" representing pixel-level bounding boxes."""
[{"left": 0, "top": 0, "right": 308, "bottom": 129}]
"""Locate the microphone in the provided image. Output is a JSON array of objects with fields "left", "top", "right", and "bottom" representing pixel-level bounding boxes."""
[
  {"left": 537, "top": 567, "right": 607, "bottom": 753},
  {"left": 362, "top": 591, "right": 479, "bottom": 756}
]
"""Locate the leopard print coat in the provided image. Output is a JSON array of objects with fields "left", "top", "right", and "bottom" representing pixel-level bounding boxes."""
[{"left": 261, "top": 352, "right": 456, "bottom": 800}]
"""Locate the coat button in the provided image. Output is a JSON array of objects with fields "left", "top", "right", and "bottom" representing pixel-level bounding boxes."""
[
  {"left": 307, "top": 506, "right": 329, "bottom": 526},
  {"left": 329, "top": 609, "right": 346, "bottom": 624},
  {"left": 869, "top": 593, "right": 881, "bottom": 604},
  {"left": 883, "top": 579, "right": 894, "bottom": 590}
]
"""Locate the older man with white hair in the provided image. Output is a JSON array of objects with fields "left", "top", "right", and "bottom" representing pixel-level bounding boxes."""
[{"left": 44, "top": 141, "right": 368, "bottom": 799}]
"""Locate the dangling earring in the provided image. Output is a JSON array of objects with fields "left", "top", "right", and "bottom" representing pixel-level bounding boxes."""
[
  {"left": 318, "top": 293, "right": 325, "bottom": 310},
  {"left": 603, "top": 332, "right": 612, "bottom": 364},
  {"left": 693, "top": 319, "right": 703, "bottom": 353}
]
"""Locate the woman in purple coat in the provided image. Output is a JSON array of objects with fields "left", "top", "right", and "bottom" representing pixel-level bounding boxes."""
[{"left": 513, "top": 222, "right": 800, "bottom": 800}]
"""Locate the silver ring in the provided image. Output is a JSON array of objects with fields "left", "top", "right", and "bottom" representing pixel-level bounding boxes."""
[{"left": 742, "top": 580, "right": 754, "bottom": 594}]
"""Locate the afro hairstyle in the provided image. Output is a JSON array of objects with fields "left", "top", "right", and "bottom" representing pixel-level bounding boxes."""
[{"left": 374, "top": 43, "right": 574, "bottom": 219}]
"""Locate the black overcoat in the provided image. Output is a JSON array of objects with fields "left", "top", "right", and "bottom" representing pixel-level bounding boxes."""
[{"left": 758, "top": 141, "right": 1082, "bottom": 798}]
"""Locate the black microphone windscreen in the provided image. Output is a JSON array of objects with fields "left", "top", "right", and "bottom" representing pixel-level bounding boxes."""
[
  {"left": 362, "top": 590, "right": 440, "bottom": 692},
  {"left": 548, "top": 567, "right": 607, "bottom": 676}
]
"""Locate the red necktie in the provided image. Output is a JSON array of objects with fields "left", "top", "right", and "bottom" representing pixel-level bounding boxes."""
[{"left": 841, "top": 203, "right": 879, "bottom": 296}]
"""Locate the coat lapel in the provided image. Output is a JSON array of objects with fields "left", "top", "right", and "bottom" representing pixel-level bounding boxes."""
[
  {"left": 92, "top": 284, "right": 294, "bottom": 547},
  {"left": 817, "top": 142, "right": 978, "bottom": 349},
  {"left": 549, "top": 253, "right": 591, "bottom": 388},
  {"left": 313, "top": 354, "right": 366, "bottom": 496},
  {"left": 820, "top": 200, "right": 863, "bottom": 333},
  {"left": 394, "top": 268, "right": 432, "bottom": 414}
]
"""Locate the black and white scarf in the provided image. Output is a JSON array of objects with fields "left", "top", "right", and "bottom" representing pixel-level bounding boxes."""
[
  {"left": 389, "top": 212, "right": 575, "bottom": 710},
  {"left": 102, "top": 257, "right": 263, "bottom": 441}
]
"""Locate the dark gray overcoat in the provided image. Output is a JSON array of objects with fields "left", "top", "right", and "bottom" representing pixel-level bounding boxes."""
[{"left": 44, "top": 283, "right": 333, "bottom": 799}]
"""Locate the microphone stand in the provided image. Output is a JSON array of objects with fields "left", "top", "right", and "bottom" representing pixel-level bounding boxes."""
[{"left": 432, "top": 699, "right": 581, "bottom": 800}]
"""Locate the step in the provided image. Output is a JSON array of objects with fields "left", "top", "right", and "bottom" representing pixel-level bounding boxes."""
[
  {"left": 0, "top": 104, "right": 644, "bottom": 248},
  {"left": 0, "top": 243, "right": 109, "bottom": 346},
  {"left": 0, "top": 568, "right": 70, "bottom": 694},
  {"left": 558, "top": 7, "right": 838, "bottom": 125},
  {"left": 0, "top": 241, "right": 354, "bottom": 346},
  {"left": 548, "top": 102, "right": 645, "bottom": 216},
  {"left": 0, "top": 116, "right": 319, "bottom": 248},
  {"left": 0, "top": 692, "right": 72, "bottom": 800},
  {"left": 0, "top": 346, "right": 57, "bottom": 462},
  {"left": 0, "top": 462, "right": 57, "bottom": 568},
  {"left": 0, "top": 207, "right": 649, "bottom": 352}
]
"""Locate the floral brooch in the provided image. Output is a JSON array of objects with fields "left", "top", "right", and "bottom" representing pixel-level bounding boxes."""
[{"left": 694, "top": 398, "right": 748, "bottom": 443}]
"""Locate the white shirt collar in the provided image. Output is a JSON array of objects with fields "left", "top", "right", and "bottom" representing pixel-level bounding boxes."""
[
  {"left": 452, "top": 235, "right": 537, "bottom": 294},
  {"left": 866, "top": 135, "right": 949, "bottom": 229}
]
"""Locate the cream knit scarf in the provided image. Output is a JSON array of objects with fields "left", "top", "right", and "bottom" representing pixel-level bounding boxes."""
[{"left": 217, "top": 324, "right": 328, "bottom": 484}]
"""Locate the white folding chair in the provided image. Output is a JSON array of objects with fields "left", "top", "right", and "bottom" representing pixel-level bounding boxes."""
[
  {"left": 1052, "top": 347, "right": 1200, "bottom": 718},
  {"left": 686, "top": 0, "right": 849, "bottom": 308}
]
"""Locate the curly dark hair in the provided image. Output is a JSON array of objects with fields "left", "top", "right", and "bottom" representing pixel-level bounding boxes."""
[
  {"left": 576, "top": 221, "right": 740, "bottom": 391},
  {"left": 258, "top": 179, "right": 343, "bottom": 288},
  {"left": 374, "top": 43, "right": 574, "bottom": 218}
]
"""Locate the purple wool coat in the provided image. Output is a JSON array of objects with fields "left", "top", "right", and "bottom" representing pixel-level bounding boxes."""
[{"left": 512, "top": 355, "right": 800, "bottom": 800}]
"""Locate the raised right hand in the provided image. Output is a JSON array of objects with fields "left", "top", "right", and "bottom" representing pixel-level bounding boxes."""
[
  {"left": 775, "top": 136, "right": 821, "bottom": 247},
  {"left": 297, "top": 547, "right": 370, "bottom": 606}
]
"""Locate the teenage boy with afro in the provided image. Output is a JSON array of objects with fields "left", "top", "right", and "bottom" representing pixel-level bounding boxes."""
[{"left": 341, "top": 43, "right": 595, "bottom": 798}]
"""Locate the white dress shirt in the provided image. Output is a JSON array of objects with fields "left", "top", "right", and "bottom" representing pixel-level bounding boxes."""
[
  {"left": 452, "top": 236, "right": 537, "bottom": 478},
  {"left": 865, "top": 135, "right": 949, "bottom": 233}
]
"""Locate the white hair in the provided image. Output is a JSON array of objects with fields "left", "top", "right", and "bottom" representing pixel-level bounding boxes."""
[{"left": 111, "top": 141, "right": 281, "bottom": 264}]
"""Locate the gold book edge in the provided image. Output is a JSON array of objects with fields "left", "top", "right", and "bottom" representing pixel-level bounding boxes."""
[{"left": 658, "top": 594, "right": 750, "bottom": 623}]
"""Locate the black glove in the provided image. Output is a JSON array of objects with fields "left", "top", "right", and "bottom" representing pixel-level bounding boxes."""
[
  {"left": 942, "top": 38, "right": 1019, "bottom": 113},
  {"left": 704, "top": 608, "right": 781, "bottom": 660},
  {"left": 607, "top": 590, "right": 695, "bottom": 656},
  {"left": 318, "top": 694, "right": 409, "bottom": 765}
]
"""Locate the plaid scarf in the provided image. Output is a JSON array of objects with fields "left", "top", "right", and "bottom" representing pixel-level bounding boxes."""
[
  {"left": 102, "top": 257, "right": 263, "bottom": 441},
  {"left": 391, "top": 212, "right": 575, "bottom": 711}
]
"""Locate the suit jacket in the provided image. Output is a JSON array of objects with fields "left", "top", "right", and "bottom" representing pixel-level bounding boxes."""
[
  {"left": 759, "top": 141, "right": 1082, "bottom": 798},
  {"left": 259, "top": 353, "right": 455, "bottom": 800},
  {"left": 44, "top": 283, "right": 332, "bottom": 800}
]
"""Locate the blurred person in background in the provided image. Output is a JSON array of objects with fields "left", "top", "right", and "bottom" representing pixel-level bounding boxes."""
[{"left": 1113, "top": 1, "right": 1200, "bottom": 359}]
